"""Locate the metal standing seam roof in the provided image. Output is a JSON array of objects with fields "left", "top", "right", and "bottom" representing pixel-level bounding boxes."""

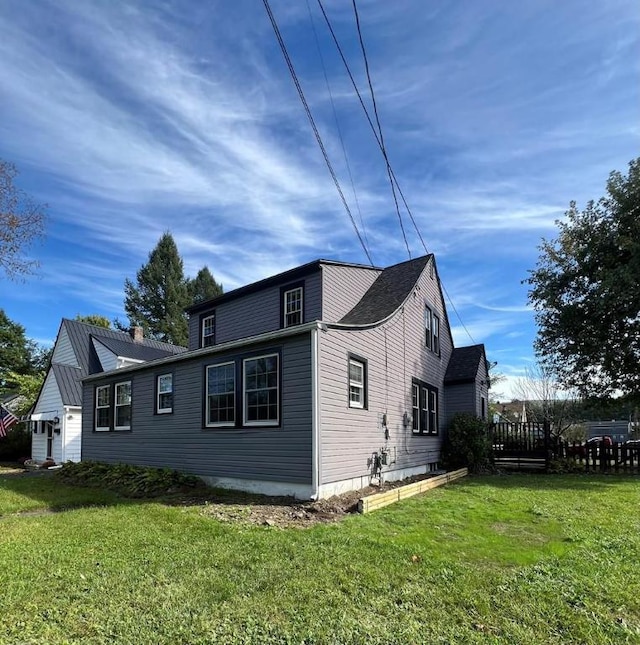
[
  {"left": 91, "top": 336, "right": 183, "bottom": 362},
  {"left": 444, "top": 345, "right": 487, "bottom": 384},
  {"left": 61, "top": 319, "right": 186, "bottom": 376},
  {"left": 51, "top": 363, "right": 83, "bottom": 407},
  {"left": 338, "top": 255, "right": 432, "bottom": 325}
]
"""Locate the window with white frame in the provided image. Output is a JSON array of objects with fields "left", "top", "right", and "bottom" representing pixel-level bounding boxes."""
[
  {"left": 114, "top": 381, "right": 132, "bottom": 430},
  {"left": 202, "top": 314, "right": 215, "bottom": 347},
  {"left": 433, "top": 314, "right": 440, "bottom": 355},
  {"left": 348, "top": 357, "right": 367, "bottom": 409},
  {"left": 244, "top": 354, "right": 279, "bottom": 424},
  {"left": 206, "top": 362, "right": 236, "bottom": 426},
  {"left": 411, "top": 379, "right": 438, "bottom": 435},
  {"left": 425, "top": 306, "right": 433, "bottom": 350},
  {"left": 95, "top": 385, "right": 111, "bottom": 431},
  {"left": 157, "top": 374, "right": 173, "bottom": 414},
  {"left": 283, "top": 287, "right": 303, "bottom": 327}
]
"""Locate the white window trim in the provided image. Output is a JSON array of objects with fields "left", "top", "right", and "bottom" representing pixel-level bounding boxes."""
[
  {"left": 202, "top": 314, "right": 215, "bottom": 348},
  {"left": 348, "top": 358, "right": 365, "bottom": 409},
  {"left": 243, "top": 353, "right": 279, "bottom": 426},
  {"left": 95, "top": 385, "right": 110, "bottom": 432},
  {"left": 411, "top": 383, "right": 419, "bottom": 433},
  {"left": 206, "top": 361, "right": 236, "bottom": 428},
  {"left": 283, "top": 287, "right": 303, "bottom": 328},
  {"left": 157, "top": 373, "right": 173, "bottom": 414},
  {"left": 114, "top": 381, "right": 132, "bottom": 431},
  {"left": 433, "top": 314, "right": 440, "bottom": 355},
  {"left": 425, "top": 305, "right": 433, "bottom": 350}
]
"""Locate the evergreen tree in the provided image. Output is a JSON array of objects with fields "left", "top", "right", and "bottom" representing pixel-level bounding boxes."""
[
  {"left": 188, "top": 266, "right": 223, "bottom": 305},
  {"left": 122, "top": 232, "right": 190, "bottom": 346}
]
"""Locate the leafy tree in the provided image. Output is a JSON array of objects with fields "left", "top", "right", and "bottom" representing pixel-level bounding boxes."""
[
  {"left": 0, "top": 159, "right": 46, "bottom": 280},
  {"left": 75, "top": 314, "right": 111, "bottom": 329},
  {"left": 3, "top": 371, "right": 44, "bottom": 416},
  {"left": 440, "top": 413, "right": 493, "bottom": 473},
  {"left": 0, "top": 309, "right": 34, "bottom": 389},
  {"left": 526, "top": 158, "right": 640, "bottom": 399},
  {"left": 121, "top": 232, "right": 190, "bottom": 346},
  {"left": 188, "top": 266, "right": 223, "bottom": 305}
]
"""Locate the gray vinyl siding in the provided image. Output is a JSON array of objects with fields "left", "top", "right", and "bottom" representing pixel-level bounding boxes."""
[
  {"left": 188, "top": 271, "right": 322, "bottom": 351},
  {"left": 443, "top": 383, "right": 476, "bottom": 426},
  {"left": 82, "top": 334, "right": 313, "bottom": 484},
  {"left": 318, "top": 259, "right": 453, "bottom": 485},
  {"left": 321, "top": 264, "right": 381, "bottom": 322}
]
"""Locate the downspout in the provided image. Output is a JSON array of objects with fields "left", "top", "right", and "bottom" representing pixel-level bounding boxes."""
[{"left": 311, "top": 326, "right": 321, "bottom": 500}]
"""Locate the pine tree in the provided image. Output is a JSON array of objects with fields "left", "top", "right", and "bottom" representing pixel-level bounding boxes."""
[
  {"left": 122, "top": 232, "right": 190, "bottom": 346},
  {"left": 188, "top": 266, "right": 223, "bottom": 305}
]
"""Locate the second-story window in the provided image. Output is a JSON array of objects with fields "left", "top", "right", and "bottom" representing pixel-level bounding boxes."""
[
  {"left": 433, "top": 314, "right": 440, "bottom": 355},
  {"left": 202, "top": 314, "right": 215, "bottom": 347},
  {"left": 283, "top": 287, "right": 303, "bottom": 327},
  {"left": 425, "top": 306, "right": 433, "bottom": 350}
]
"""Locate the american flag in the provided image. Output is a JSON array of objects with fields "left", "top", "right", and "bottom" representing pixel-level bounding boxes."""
[{"left": 0, "top": 405, "right": 18, "bottom": 438}]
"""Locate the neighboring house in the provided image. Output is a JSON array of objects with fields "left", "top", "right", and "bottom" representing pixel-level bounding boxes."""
[
  {"left": 81, "top": 255, "right": 489, "bottom": 499},
  {"left": 585, "top": 420, "right": 630, "bottom": 443},
  {"left": 30, "top": 319, "right": 185, "bottom": 463}
]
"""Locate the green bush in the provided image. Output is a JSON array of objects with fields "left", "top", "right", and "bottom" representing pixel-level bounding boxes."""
[
  {"left": 440, "top": 413, "right": 493, "bottom": 473},
  {"left": 0, "top": 425, "right": 32, "bottom": 461},
  {"left": 55, "top": 461, "right": 206, "bottom": 498}
]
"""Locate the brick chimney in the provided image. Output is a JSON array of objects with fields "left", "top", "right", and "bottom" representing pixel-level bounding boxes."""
[{"left": 130, "top": 326, "right": 144, "bottom": 343}]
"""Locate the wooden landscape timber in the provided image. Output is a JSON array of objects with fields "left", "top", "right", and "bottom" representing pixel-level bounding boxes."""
[{"left": 357, "top": 468, "right": 468, "bottom": 514}]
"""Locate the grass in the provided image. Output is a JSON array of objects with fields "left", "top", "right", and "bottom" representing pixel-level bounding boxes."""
[{"left": 0, "top": 473, "right": 639, "bottom": 644}]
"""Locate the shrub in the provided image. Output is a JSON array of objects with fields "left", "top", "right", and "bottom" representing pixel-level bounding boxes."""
[
  {"left": 440, "top": 413, "right": 494, "bottom": 473},
  {"left": 0, "top": 426, "right": 32, "bottom": 461},
  {"left": 54, "top": 461, "right": 206, "bottom": 498}
]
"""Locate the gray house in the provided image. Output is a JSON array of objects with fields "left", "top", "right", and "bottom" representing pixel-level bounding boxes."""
[
  {"left": 30, "top": 319, "right": 185, "bottom": 464},
  {"left": 81, "top": 255, "right": 488, "bottom": 499}
]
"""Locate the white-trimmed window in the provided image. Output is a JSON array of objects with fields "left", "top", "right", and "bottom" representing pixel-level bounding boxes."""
[
  {"left": 425, "top": 306, "right": 433, "bottom": 350},
  {"left": 114, "top": 381, "right": 132, "bottom": 430},
  {"left": 157, "top": 374, "right": 173, "bottom": 414},
  {"left": 95, "top": 385, "right": 111, "bottom": 431},
  {"left": 433, "top": 314, "right": 440, "bottom": 355},
  {"left": 348, "top": 357, "right": 366, "bottom": 409},
  {"left": 283, "top": 287, "right": 303, "bottom": 327},
  {"left": 244, "top": 354, "right": 279, "bottom": 425},
  {"left": 202, "top": 314, "right": 215, "bottom": 347},
  {"left": 411, "top": 383, "right": 419, "bottom": 432},
  {"left": 206, "top": 362, "right": 236, "bottom": 427}
]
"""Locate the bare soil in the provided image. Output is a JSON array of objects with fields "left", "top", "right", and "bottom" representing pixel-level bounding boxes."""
[{"left": 196, "top": 473, "right": 441, "bottom": 528}]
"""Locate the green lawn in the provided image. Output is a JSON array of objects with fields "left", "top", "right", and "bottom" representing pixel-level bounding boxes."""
[{"left": 0, "top": 473, "right": 639, "bottom": 644}]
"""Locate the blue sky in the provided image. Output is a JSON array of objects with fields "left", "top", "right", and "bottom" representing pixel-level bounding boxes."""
[{"left": 1, "top": 0, "right": 638, "bottom": 399}]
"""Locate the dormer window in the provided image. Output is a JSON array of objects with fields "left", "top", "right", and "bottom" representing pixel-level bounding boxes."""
[
  {"left": 202, "top": 314, "right": 215, "bottom": 347},
  {"left": 283, "top": 286, "right": 303, "bottom": 328}
]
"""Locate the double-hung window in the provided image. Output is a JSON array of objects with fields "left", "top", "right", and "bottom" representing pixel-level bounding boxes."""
[
  {"left": 425, "top": 306, "right": 433, "bottom": 350},
  {"left": 433, "top": 314, "right": 440, "bottom": 355},
  {"left": 411, "top": 380, "right": 438, "bottom": 435},
  {"left": 348, "top": 356, "right": 367, "bottom": 409},
  {"left": 206, "top": 362, "right": 236, "bottom": 426},
  {"left": 157, "top": 374, "right": 173, "bottom": 414},
  {"left": 202, "top": 314, "right": 215, "bottom": 347},
  {"left": 114, "top": 382, "right": 132, "bottom": 430},
  {"left": 244, "top": 354, "right": 279, "bottom": 425},
  {"left": 283, "top": 287, "right": 303, "bottom": 327},
  {"left": 95, "top": 385, "right": 111, "bottom": 431}
]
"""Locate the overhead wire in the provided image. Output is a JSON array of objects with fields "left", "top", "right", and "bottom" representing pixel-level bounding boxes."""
[
  {"left": 351, "top": 0, "right": 411, "bottom": 259},
  {"left": 262, "top": 0, "right": 374, "bottom": 266},
  {"left": 305, "top": 0, "right": 372, "bottom": 257},
  {"left": 317, "top": 0, "right": 476, "bottom": 345}
]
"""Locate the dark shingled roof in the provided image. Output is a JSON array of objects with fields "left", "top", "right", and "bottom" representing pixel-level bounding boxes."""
[
  {"left": 61, "top": 319, "right": 186, "bottom": 376},
  {"left": 444, "top": 345, "right": 486, "bottom": 385},
  {"left": 339, "top": 255, "right": 432, "bottom": 325},
  {"left": 52, "top": 363, "right": 83, "bottom": 407}
]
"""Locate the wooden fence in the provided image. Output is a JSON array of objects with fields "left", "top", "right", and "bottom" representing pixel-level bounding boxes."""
[{"left": 554, "top": 439, "right": 640, "bottom": 474}]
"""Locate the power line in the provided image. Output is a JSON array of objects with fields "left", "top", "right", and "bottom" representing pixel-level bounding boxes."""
[
  {"left": 262, "top": 0, "right": 374, "bottom": 266},
  {"left": 351, "top": 0, "right": 411, "bottom": 259},
  {"left": 317, "top": 0, "right": 476, "bottom": 345},
  {"left": 305, "top": 0, "right": 371, "bottom": 256}
]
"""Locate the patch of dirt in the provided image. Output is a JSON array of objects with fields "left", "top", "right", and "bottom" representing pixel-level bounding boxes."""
[{"left": 196, "top": 472, "right": 443, "bottom": 528}]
